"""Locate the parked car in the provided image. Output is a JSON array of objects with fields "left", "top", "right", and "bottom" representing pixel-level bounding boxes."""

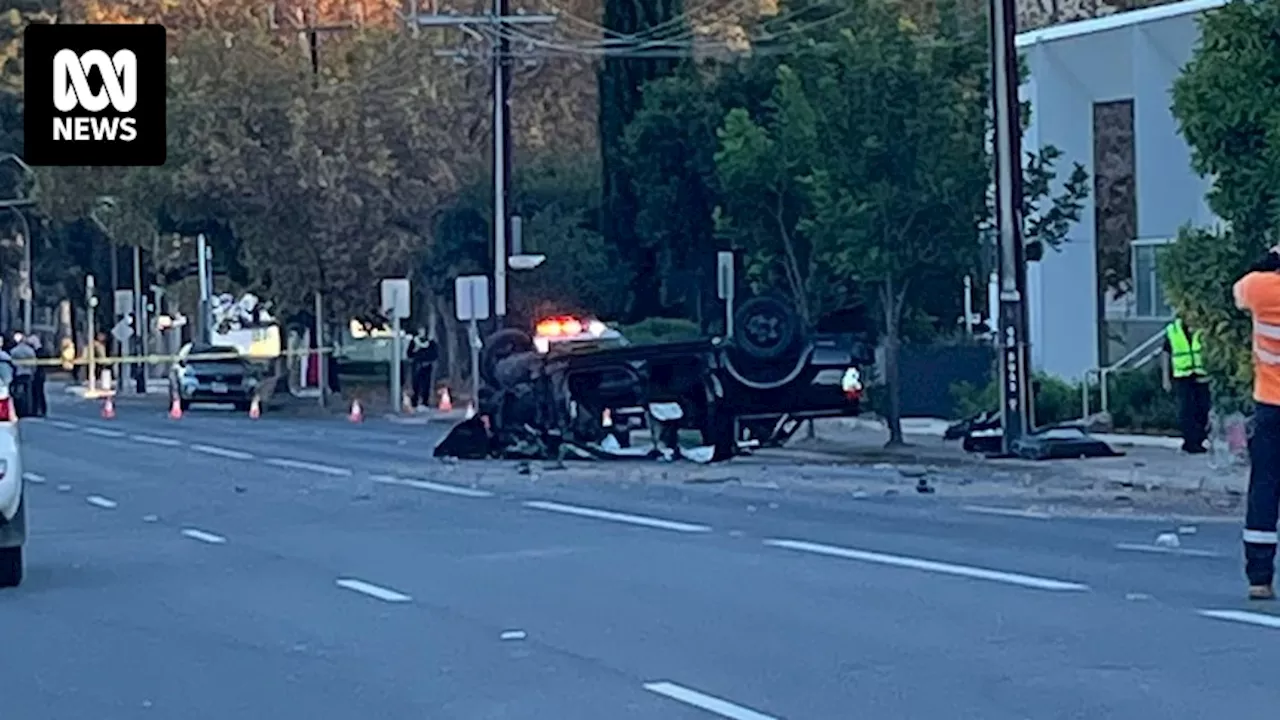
[
  {"left": 0, "top": 355, "right": 26, "bottom": 587},
  {"left": 168, "top": 343, "right": 260, "bottom": 412}
]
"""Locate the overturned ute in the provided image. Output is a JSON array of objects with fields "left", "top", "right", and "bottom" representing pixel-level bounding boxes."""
[{"left": 434, "top": 296, "right": 872, "bottom": 463}]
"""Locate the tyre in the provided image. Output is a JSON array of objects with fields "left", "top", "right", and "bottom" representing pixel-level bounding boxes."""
[
  {"left": 481, "top": 329, "right": 535, "bottom": 386},
  {"left": 0, "top": 546, "right": 23, "bottom": 588},
  {"left": 611, "top": 430, "right": 631, "bottom": 448},
  {"left": 234, "top": 400, "right": 251, "bottom": 412},
  {"left": 733, "top": 296, "right": 801, "bottom": 361},
  {"left": 180, "top": 399, "right": 191, "bottom": 412}
]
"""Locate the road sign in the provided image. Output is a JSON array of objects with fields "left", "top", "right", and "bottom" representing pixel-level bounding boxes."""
[
  {"left": 380, "top": 278, "right": 411, "bottom": 319},
  {"left": 455, "top": 275, "right": 490, "bottom": 322},
  {"left": 111, "top": 317, "right": 134, "bottom": 343},
  {"left": 717, "top": 251, "right": 734, "bottom": 300},
  {"left": 114, "top": 289, "right": 134, "bottom": 318}
]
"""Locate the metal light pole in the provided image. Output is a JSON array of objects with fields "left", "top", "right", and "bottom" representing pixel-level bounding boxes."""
[{"left": 990, "top": 0, "right": 1032, "bottom": 452}]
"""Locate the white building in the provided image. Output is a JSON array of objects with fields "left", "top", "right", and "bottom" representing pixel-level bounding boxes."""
[{"left": 1018, "top": 0, "right": 1225, "bottom": 381}]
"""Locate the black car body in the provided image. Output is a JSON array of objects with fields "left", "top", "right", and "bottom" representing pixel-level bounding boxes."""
[
  {"left": 168, "top": 343, "right": 260, "bottom": 411},
  {"left": 439, "top": 297, "right": 871, "bottom": 462}
]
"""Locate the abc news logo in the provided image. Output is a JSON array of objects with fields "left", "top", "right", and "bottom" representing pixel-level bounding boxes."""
[
  {"left": 53, "top": 49, "right": 139, "bottom": 142},
  {"left": 23, "top": 24, "right": 166, "bottom": 167}
]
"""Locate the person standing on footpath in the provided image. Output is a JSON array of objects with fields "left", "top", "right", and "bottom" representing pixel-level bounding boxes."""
[
  {"left": 28, "top": 335, "right": 49, "bottom": 417},
  {"left": 1233, "top": 245, "right": 1280, "bottom": 600},
  {"left": 1162, "top": 315, "right": 1212, "bottom": 453},
  {"left": 8, "top": 335, "right": 35, "bottom": 417}
]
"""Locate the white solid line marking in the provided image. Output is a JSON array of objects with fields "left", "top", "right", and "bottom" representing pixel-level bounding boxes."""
[
  {"left": 1114, "top": 542, "right": 1221, "bottom": 558},
  {"left": 85, "top": 427, "right": 125, "bottom": 438},
  {"left": 181, "top": 528, "right": 227, "bottom": 545},
  {"left": 86, "top": 495, "right": 118, "bottom": 509},
  {"left": 764, "top": 539, "right": 1089, "bottom": 591},
  {"left": 22, "top": 472, "right": 45, "bottom": 484},
  {"left": 133, "top": 434, "right": 182, "bottom": 447},
  {"left": 963, "top": 505, "right": 1052, "bottom": 520},
  {"left": 267, "top": 458, "right": 352, "bottom": 477},
  {"left": 49, "top": 420, "right": 79, "bottom": 430},
  {"left": 372, "top": 475, "right": 493, "bottom": 498},
  {"left": 643, "top": 682, "right": 779, "bottom": 720},
  {"left": 335, "top": 578, "right": 412, "bottom": 603},
  {"left": 1198, "top": 609, "right": 1280, "bottom": 629},
  {"left": 523, "top": 500, "right": 711, "bottom": 533},
  {"left": 500, "top": 630, "right": 527, "bottom": 641},
  {"left": 190, "top": 444, "right": 255, "bottom": 461}
]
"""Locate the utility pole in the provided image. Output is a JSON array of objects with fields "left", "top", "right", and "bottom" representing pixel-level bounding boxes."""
[
  {"left": 413, "top": 11, "right": 556, "bottom": 325},
  {"left": 267, "top": 2, "right": 360, "bottom": 84},
  {"left": 989, "top": 0, "right": 1031, "bottom": 453}
]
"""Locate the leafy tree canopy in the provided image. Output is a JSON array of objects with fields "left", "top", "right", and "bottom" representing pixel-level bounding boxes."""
[{"left": 1167, "top": 0, "right": 1280, "bottom": 407}]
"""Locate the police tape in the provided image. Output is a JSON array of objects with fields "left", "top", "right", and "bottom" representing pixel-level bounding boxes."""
[{"left": 12, "top": 346, "right": 342, "bottom": 369}]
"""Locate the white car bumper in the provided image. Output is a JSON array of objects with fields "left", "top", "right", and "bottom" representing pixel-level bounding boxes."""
[{"left": 0, "top": 423, "right": 24, "bottom": 547}]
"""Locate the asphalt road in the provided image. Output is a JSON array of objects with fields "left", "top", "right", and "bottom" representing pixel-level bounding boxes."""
[{"left": 3, "top": 397, "right": 1279, "bottom": 719}]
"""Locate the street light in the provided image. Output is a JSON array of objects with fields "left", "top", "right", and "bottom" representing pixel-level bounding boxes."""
[{"left": 0, "top": 153, "right": 37, "bottom": 336}]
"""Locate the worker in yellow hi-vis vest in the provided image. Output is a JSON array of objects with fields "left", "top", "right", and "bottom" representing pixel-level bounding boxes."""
[{"left": 1161, "top": 317, "right": 1211, "bottom": 454}]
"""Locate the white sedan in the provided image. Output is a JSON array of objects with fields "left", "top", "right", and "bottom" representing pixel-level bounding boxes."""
[{"left": 0, "top": 357, "right": 25, "bottom": 587}]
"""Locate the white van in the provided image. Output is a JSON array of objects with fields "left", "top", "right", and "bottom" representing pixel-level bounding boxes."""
[{"left": 0, "top": 355, "right": 26, "bottom": 587}]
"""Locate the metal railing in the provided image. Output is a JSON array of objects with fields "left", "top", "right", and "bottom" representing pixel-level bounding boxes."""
[{"left": 1081, "top": 328, "right": 1166, "bottom": 417}]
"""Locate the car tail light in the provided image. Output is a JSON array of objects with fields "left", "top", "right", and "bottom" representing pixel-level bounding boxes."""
[
  {"left": 0, "top": 397, "right": 16, "bottom": 422},
  {"left": 536, "top": 319, "right": 563, "bottom": 337}
]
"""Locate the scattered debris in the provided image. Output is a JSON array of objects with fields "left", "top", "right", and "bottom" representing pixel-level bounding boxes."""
[
  {"left": 915, "top": 478, "right": 935, "bottom": 494},
  {"left": 1177, "top": 525, "right": 1198, "bottom": 535},
  {"left": 500, "top": 630, "right": 527, "bottom": 641},
  {"left": 142, "top": 514, "right": 158, "bottom": 523},
  {"left": 1155, "top": 532, "right": 1181, "bottom": 549}
]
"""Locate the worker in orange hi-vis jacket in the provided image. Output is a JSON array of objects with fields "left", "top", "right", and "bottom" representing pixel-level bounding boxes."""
[{"left": 1233, "top": 244, "right": 1280, "bottom": 600}]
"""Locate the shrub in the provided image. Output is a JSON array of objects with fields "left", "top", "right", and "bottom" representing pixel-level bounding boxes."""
[
  {"left": 615, "top": 317, "right": 702, "bottom": 346},
  {"left": 947, "top": 366, "right": 1179, "bottom": 434}
]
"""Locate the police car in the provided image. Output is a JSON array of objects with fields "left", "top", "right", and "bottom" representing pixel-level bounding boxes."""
[{"left": 533, "top": 315, "right": 627, "bottom": 354}]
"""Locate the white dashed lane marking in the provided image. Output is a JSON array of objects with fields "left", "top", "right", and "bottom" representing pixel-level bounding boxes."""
[
  {"left": 84, "top": 427, "right": 125, "bottom": 439},
  {"left": 190, "top": 444, "right": 255, "bottom": 461},
  {"left": 267, "top": 458, "right": 352, "bottom": 477},
  {"left": 133, "top": 434, "right": 182, "bottom": 447},
  {"left": 764, "top": 539, "right": 1089, "bottom": 592},
  {"left": 22, "top": 472, "right": 45, "bottom": 484},
  {"left": 963, "top": 505, "right": 1052, "bottom": 520},
  {"left": 48, "top": 420, "right": 79, "bottom": 430},
  {"left": 643, "top": 682, "right": 779, "bottom": 720},
  {"left": 372, "top": 475, "right": 493, "bottom": 498},
  {"left": 86, "top": 495, "right": 118, "bottom": 509},
  {"left": 181, "top": 528, "right": 228, "bottom": 545},
  {"left": 335, "top": 578, "right": 412, "bottom": 603},
  {"left": 1114, "top": 543, "right": 1222, "bottom": 558},
  {"left": 523, "top": 500, "right": 712, "bottom": 533},
  {"left": 1198, "top": 609, "right": 1280, "bottom": 629}
]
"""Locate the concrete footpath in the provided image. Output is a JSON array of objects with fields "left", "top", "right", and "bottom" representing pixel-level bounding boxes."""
[{"left": 746, "top": 417, "right": 1251, "bottom": 519}]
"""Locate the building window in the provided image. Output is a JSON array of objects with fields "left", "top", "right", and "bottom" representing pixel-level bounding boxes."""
[{"left": 1132, "top": 237, "right": 1174, "bottom": 319}]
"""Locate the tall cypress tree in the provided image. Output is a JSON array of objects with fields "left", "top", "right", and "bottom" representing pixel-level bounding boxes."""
[{"left": 598, "top": 0, "right": 682, "bottom": 320}]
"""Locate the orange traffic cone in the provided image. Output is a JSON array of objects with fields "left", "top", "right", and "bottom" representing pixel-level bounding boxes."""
[
  {"left": 602, "top": 409, "right": 613, "bottom": 427},
  {"left": 248, "top": 396, "right": 261, "bottom": 419},
  {"left": 438, "top": 388, "right": 453, "bottom": 412},
  {"left": 168, "top": 396, "right": 183, "bottom": 420},
  {"left": 101, "top": 395, "right": 116, "bottom": 420},
  {"left": 349, "top": 399, "right": 364, "bottom": 423}
]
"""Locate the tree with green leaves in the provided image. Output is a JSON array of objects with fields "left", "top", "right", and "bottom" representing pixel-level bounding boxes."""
[
  {"left": 1165, "top": 0, "right": 1280, "bottom": 408},
  {"left": 598, "top": 0, "right": 686, "bottom": 320},
  {"left": 713, "top": 0, "right": 1089, "bottom": 444}
]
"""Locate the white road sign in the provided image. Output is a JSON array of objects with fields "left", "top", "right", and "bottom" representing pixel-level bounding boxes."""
[
  {"left": 455, "top": 275, "right": 491, "bottom": 322},
  {"left": 380, "top": 278, "right": 411, "bottom": 319}
]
